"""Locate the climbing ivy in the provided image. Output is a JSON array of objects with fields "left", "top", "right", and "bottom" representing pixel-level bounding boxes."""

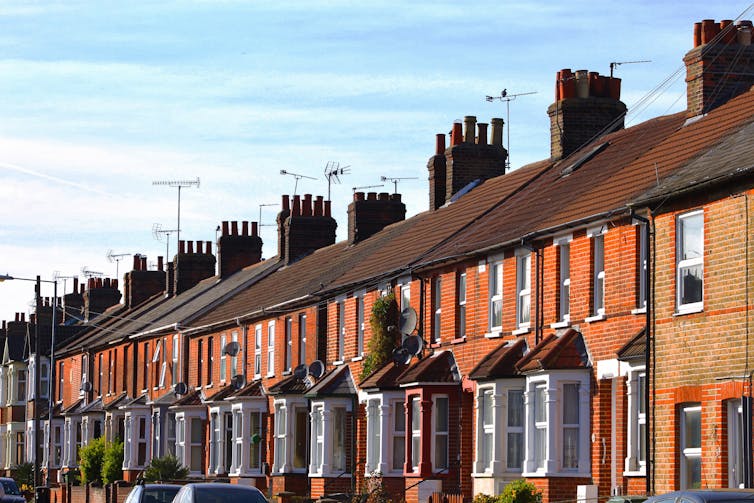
[{"left": 360, "top": 292, "right": 399, "bottom": 380}]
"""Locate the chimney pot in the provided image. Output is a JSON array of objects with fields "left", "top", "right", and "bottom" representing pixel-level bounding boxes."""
[
  {"left": 367, "top": 192, "right": 377, "bottom": 201},
  {"left": 80, "top": 284, "right": 85, "bottom": 294},
  {"left": 720, "top": 20, "right": 735, "bottom": 44},
  {"left": 302, "top": 194, "right": 313, "bottom": 216},
  {"left": 179, "top": 240, "right": 186, "bottom": 254},
  {"left": 390, "top": 193, "right": 402, "bottom": 202},
  {"left": 133, "top": 254, "right": 140, "bottom": 271},
  {"left": 112, "top": 278, "right": 118, "bottom": 289},
  {"left": 315, "top": 196, "right": 324, "bottom": 216},
  {"left": 20, "top": 313, "right": 25, "bottom": 322},
  {"left": 187, "top": 241, "right": 194, "bottom": 254},
  {"left": 378, "top": 192, "right": 389, "bottom": 201},
  {"left": 556, "top": 70, "right": 562, "bottom": 100},
  {"left": 222, "top": 221, "right": 229, "bottom": 236},
  {"left": 140, "top": 256, "right": 147, "bottom": 270},
  {"left": 282, "top": 194, "right": 290, "bottom": 212},
  {"left": 324, "top": 200, "right": 331, "bottom": 217},
  {"left": 205, "top": 241, "right": 212, "bottom": 254},
  {"left": 693, "top": 22, "right": 702, "bottom": 47},
  {"left": 701, "top": 19, "right": 719, "bottom": 44},
  {"left": 490, "top": 118, "right": 504, "bottom": 146},
  {"left": 354, "top": 192, "right": 365, "bottom": 202},
  {"left": 575, "top": 70, "right": 589, "bottom": 98},
  {"left": 231, "top": 221, "right": 238, "bottom": 236},
  {"left": 559, "top": 68, "right": 576, "bottom": 99},
  {"left": 104, "top": 278, "right": 110, "bottom": 288},
  {"left": 435, "top": 133, "right": 446, "bottom": 155},
  {"left": 739, "top": 25, "right": 752, "bottom": 46},
  {"left": 463, "top": 116, "right": 477, "bottom": 143},
  {"left": 73, "top": 277, "right": 79, "bottom": 294},
  {"left": 451, "top": 122, "right": 463, "bottom": 145},
  {"left": 477, "top": 123, "right": 488, "bottom": 145},
  {"left": 197, "top": 241, "right": 203, "bottom": 254},
  {"left": 251, "top": 221, "right": 258, "bottom": 236},
  {"left": 97, "top": 278, "right": 103, "bottom": 288},
  {"left": 158, "top": 256, "right": 164, "bottom": 271},
  {"left": 30, "top": 314, "right": 35, "bottom": 325},
  {"left": 242, "top": 221, "right": 249, "bottom": 236},
  {"left": 292, "top": 195, "right": 301, "bottom": 215}
]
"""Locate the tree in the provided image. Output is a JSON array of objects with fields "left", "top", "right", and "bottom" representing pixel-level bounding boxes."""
[
  {"left": 142, "top": 454, "right": 190, "bottom": 482},
  {"left": 360, "top": 292, "right": 399, "bottom": 380},
  {"left": 102, "top": 440, "right": 123, "bottom": 484}
]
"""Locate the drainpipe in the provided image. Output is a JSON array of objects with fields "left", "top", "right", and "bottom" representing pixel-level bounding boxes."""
[{"left": 631, "top": 210, "right": 652, "bottom": 495}]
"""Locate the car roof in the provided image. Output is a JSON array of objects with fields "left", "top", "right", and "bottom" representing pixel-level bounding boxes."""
[
  {"left": 143, "top": 484, "right": 183, "bottom": 489},
  {"left": 647, "top": 489, "right": 754, "bottom": 502}
]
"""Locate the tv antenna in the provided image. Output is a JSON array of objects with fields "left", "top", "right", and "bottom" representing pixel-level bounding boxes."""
[
  {"left": 80, "top": 267, "right": 103, "bottom": 279},
  {"left": 106, "top": 250, "right": 131, "bottom": 278},
  {"left": 280, "top": 170, "right": 316, "bottom": 196},
  {"left": 609, "top": 60, "right": 651, "bottom": 78},
  {"left": 324, "top": 161, "right": 351, "bottom": 200},
  {"left": 152, "top": 223, "right": 179, "bottom": 260},
  {"left": 352, "top": 184, "right": 384, "bottom": 193},
  {"left": 152, "top": 177, "right": 200, "bottom": 249},
  {"left": 380, "top": 176, "right": 417, "bottom": 194},
  {"left": 259, "top": 203, "right": 279, "bottom": 227},
  {"left": 52, "top": 271, "right": 77, "bottom": 296},
  {"left": 485, "top": 89, "right": 537, "bottom": 170}
]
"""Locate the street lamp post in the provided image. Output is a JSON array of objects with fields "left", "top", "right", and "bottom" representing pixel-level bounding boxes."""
[{"left": 0, "top": 274, "right": 58, "bottom": 503}]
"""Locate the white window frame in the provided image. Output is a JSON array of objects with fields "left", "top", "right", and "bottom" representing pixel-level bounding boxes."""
[
  {"left": 356, "top": 293, "right": 365, "bottom": 358},
  {"left": 515, "top": 249, "right": 531, "bottom": 332},
  {"left": 298, "top": 314, "right": 307, "bottom": 366},
  {"left": 365, "top": 398, "right": 382, "bottom": 474},
  {"left": 165, "top": 412, "right": 176, "bottom": 458},
  {"left": 636, "top": 221, "right": 648, "bottom": 311},
  {"left": 231, "top": 330, "right": 239, "bottom": 378},
  {"left": 254, "top": 324, "right": 262, "bottom": 379},
  {"left": 680, "top": 404, "right": 702, "bottom": 489},
  {"left": 433, "top": 276, "right": 442, "bottom": 344},
  {"left": 587, "top": 225, "right": 606, "bottom": 320},
  {"left": 624, "top": 366, "right": 647, "bottom": 475},
  {"left": 309, "top": 397, "right": 352, "bottom": 477},
  {"left": 284, "top": 318, "right": 293, "bottom": 373},
  {"left": 122, "top": 410, "right": 150, "bottom": 470},
  {"left": 174, "top": 410, "right": 206, "bottom": 476},
  {"left": 220, "top": 334, "right": 227, "bottom": 382},
  {"left": 457, "top": 270, "right": 467, "bottom": 339},
  {"left": 410, "top": 396, "right": 421, "bottom": 472},
  {"left": 336, "top": 299, "right": 346, "bottom": 363},
  {"left": 267, "top": 321, "right": 275, "bottom": 377},
  {"left": 553, "top": 235, "right": 572, "bottom": 325},
  {"left": 488, "top": 258, "right": 503, "bottom": 334},
  {"left": 728, "top": 399, "right": 744, "bottom": 488},
  {"left": 229, "top": 401, "right": 266, "bottom": 476},
  {"left": 676, "top": 210, "right": 704, "bottom": 314},
  {"left": 172, "top": 334, "right": 180, "bottom": 386},
  {"left": 473, "top": 379, "right": 525, "bottom": 478},
  {"left": 208, "top": 405, "right": 232, "bottom": 475},
  {"left": 432, "top": 395, "right": 449, "bottom": 473},
  {"left": 523, "top": 370, "right": 590, "bottom": 477},
  {"left": 272, "top": 397, "right": 308, "bottom": 474}
]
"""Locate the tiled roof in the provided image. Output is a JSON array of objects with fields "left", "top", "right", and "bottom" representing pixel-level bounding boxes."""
[
  {"left": 469, "top": 338, "right": 527, "bottom": 381},
  {"left": 104, "top": 392, "right": 130, "bottom": 411},
  {"left": 516, "top": 329, "right": 590, "bottom": 373},
  {"left": 397, "top": 350, "right": 459, "bottom": 385},
  {"left": 62, "top": 399, "right": 84, "bottom": 415},
  {"left": 305, "top": 365, "right": 356, "bottom": 398},
  {"left": 359, "top": 361, "right": 409, "bottom": 390},
  {"left": 151, "top": 390, "right": 180, "bottom": 406},
  {"left": 266, "top": 374, "right": 312, "bottom": 395},
  {"left": 121, "top": 394, "right": 148, "bottom": 408},
  {"left": 229, "top": 380, "right": 265, "bottom": 399},
  {"left": 80, "top": 398, "right": 104, "bottom": 414},
  {"left": 170, "top": 390, "right": 203, "bottom": 407},
  {"left": 204, "top": 385, "right": 236, "bottom": 403},
  {"left": 617, "top": 329, "right": 646, "bottom": 362}
]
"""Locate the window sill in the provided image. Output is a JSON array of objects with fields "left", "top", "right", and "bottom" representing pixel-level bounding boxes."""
[
  {"left": 550, "top": 320, "right": 570, "bottom": 329},
  {"left": 333, "top": 360, "right": 344, "bottom": 366},
  {"left": 309, "top": 472, "right": 352, "bottom": 478},
  {"left": 282, "top": 371, "right": 291, "bottom": 376},
  {"left": 266, "top": 374, "right": 275, "bottom": 378},
  {"left": 585, "top": 313, "right": 606, "bottom": 323},
  {"left": 512, "top": 326, "right": 530, "bottom": 336},
  {"left": 451, "top": 337, "right": 466, "bottom": 345},
  {"left": 674, "top": 305, "right": 703, "bottom": 316},
  {"left": 623, "top": 470, "right": 646, "bottom": 477},
  {"left": 631, "top": 307, "right": 647, "bottom": 315},
  {"left": 523, "top": 470, "right": 591, "bottom": 478},
  {"left": 351, "top": 356, "right": 363, "bottom": 362},
  {"left": 485, "top": 331, "right": 503, "bottom": 339}
]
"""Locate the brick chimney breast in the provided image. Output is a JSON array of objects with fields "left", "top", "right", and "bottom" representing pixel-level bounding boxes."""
[
  {"left": 84, "top": 277, "right": 122, "bottom": 321},
  {"left": 348, "top": 191, "right": 406, "bottom": 243},
  {"left": 279, "top": 194, "right": 337, "bottom": 264},
  {"left": 685, "top": 19, "right": 754, "bottom": 117},
  {"left": 173, "top": 240, "right": 216, "bottom": 295},
  {"left": 548, "top": 68, "right": 627, "bottom": 160},
  {"left": 125, "top": 254, "right": 166, "bottom": 308}
]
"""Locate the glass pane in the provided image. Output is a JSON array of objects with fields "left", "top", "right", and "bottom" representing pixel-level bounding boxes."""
[
  {"left": 458, "top": 274, "right": 466, "bottom": 303},
  {"left": 481, "top": 431, "right": 492, "bottom": 469},
  {"left": 681, "top": 214, "right": 703, "bottom": 260},
  {"left": 482, "top": 390, "right": 493, "bottom": 427},
  {"left": 394, "top": 402, "right": 405, "bottom": 432},
  {"left": 411, "top": 398, "right": 420, "bottom": 431},
  {"left": 435, "top": 397, "right": 448, "bottom": 432},
  {"left": 519, "top": 294, "right": 530, "bottom": 324},
  {"left": 681, "top": 265, "right": 703, "bottom": 305},
  {"left": 392, "top": 435, "right": 405, "bottom": 471},
  {"left": 685, "top": 408, "right": 701, "bottom": 448},
  {"left": 563, "top": 427, "right": 579, "bottom": 469},
  {"left": 458, "top": 306, "right": 466, "bottom": 338},
  {"left": 508, "top": 390, "right": 523, "bottom": 427},
  {"left": 190, "top": 446, "right": 202, "bottom": 472},
  {"left": 535, "top": 428, "right": 546, "bottom": 469},
  {"left": 686, "top": 455, "right": 702, "bottom": 488},
  {"left": 638, "top": 422, "right": 646, "bottom": 463},
  {"left": 333, "top": 408, "right": 345, "bottom": 471},
  {"left": 293, "top": 409, "right": 307, "bottom": 469},
  {"left": 563, "top": 384, "right": 579, "bottom": 424},
  {"left": 411, "top": 435, "right": 420, "bottom": 469},
  {"left": 507, "top": 431, "right": 523, "bottom": 469},
  {"left": 191, "top": 419, "right": 203, "bottom": 443},
  {"left": 434, "top": 434, "right": 448, "bottom": 469},
  {"left": 637, "top": 374, "right": 646, "bottom": 414},
  {"left": 534, "top": 387, "right": 546, "bottom": 423},
  {"left": 491, "top": 299, "right": 502, "bottom": 328}
]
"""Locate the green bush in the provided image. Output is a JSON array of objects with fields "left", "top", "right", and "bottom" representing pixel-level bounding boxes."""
[
  {"left": 473, "top": 480, "right": 541, "bottom": 503},
  {"left": 102, "top": 440, "right": 123, "bottom": 484},
  {"left": 472, "top": 494, "right": 498, "bottom": 503},
  {"left": 360, "top": 292, "right": 399, "bottom": 380},
  {"left": 143, "top": 454, "right": 190, "bottom": 482},
  {"left": 10, "top": 462, "right": 33, "bottom": 490},
  {"left": 79, "top": 437, "right": 106, "bottom": 485}
]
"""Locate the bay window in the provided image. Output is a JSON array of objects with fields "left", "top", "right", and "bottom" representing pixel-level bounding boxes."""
[
  {"left": 174, "top": 411, "right": 206, "bottom": 475},
  {"left": 273, "top": 398, "right": 308, "bottom": 474},
  {"left": 228, "top": 405, "right": 265, "bottom": 475},
  {"left": 309, "top": 398, "right": 350, "bottom": 477}
]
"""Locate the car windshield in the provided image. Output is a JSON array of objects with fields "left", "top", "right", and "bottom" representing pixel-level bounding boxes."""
[
  {"left": 0, "top": 480, "right": 21, "bottom": 495},
  {"left": 194, "top": 486, "right": 267, "bottom": 503},
  {"left": 144, "top": 487, "right": 181, "bottom": 503}
]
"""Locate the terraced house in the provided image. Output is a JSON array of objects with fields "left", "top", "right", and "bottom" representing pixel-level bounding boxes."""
[{"left": 4, "top": 17, "right": 754, "bottom": 503}]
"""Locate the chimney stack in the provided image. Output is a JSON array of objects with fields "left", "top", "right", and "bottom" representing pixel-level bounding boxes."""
[
  {"left": 217, "top": 220, "right": 263, "bottom": 277},
  {"left": 277, "top": 194, "right": 337, "bottom": 264},
  {"left": 62, "top": 277, "right": 84, "bottom": 323},
  {"left": 123, "top": 254, "right": 165, "bottom": 308},
  {"left": 548, "top": 68, "right": 627, "bottom": 160},
  {"left": 427, "top": 117, "right": 507, "bottom": 210},
  {"left": 84, "top": 277, "right": 122, "bottom": 321},
  {"left": 348, "top": 191, "right": 406, "bottom": 243},
  {"left": 685, "top": 19, "right": 754, "bottom": 117},
  {"left": 173, "top": 240, "right": 216, "bottom": 296}
]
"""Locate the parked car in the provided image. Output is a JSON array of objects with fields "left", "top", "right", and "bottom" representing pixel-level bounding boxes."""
[
  {"left": 124, "top": 483, "right": 183, "bottom": 503},
  {"left": 607, "top": 496, "right": 647, "bottom": 503},
  {"left": 644, "top": 489, "right": 754, "bottom": 503},
  {"left": 0, "top": 478, "right": 25, "bottom": 503},
  {"left": 171, "top": 483, "right": 267, "bottom": 503}
]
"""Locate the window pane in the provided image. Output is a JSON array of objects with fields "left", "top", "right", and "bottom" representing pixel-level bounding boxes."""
[
  {"left": 685, "top": 455, "right": 702, "bottom": 488},
  {"left": 685, "top": 408, "right": 701, "bottom": 448},
  {"left": 394, "top": 402, "right": 405, "bottom": 432},
  {"left": 411, "top": 398, "right": 420, "bottom": 431},
  {"left": 535, "top": 428, "right": 546, "bottom": 469},
  {"left": 534, "top": 387, "right": 546, "bottom": 423},
  {"left": 481, "top": 431, "right": 492, "bottom": 469},
  {"left": 481, "top": 390, "right": 493, "bottom": 427},
  {"left": 491, "top": 299, "right": 502, "bottom": 328},
  {"left": 638, "top": 422, "right": 646, "bottom": 463},
  {"left": 435, "top": 397, "right": 448, "bottom": 432},
  {"left": 333, "top": 408, "right": 345, "bottom": 471},
  {"left": 563, "top": 384, "right": 579, "bottom": 424},
  {"left": 563, "top": 427, "right": 579, "bottom": 469},
  {"left": 392, "top": 436, "right": 405, "bottom": 471},
  {"left": 681, "top": 214, "right": 703, "bottom": 260},
  {"left": 434, "top": 434, "right": 448, "bottom": 469},
  {"left": 293, "top": 409, "right": 307, "bottom": 469},
  {"left": 507, "top": 432, "right": 523, "bottom": 469},
  {"left": 411, "top": 435, "right": 420, "bottom": 469},
  {"left": 681, "top": 265, "right": 703, "bottom": 305},
  {"left": 508, "top": 390, "right": 523, "bottom": 428}
]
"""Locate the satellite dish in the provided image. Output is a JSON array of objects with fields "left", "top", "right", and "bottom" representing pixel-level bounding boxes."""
[
  {"left": 391, "top": 347, "right": 411, "bottom": 365},
  {"left": 231, "top": 374, "right": 246, "bottom": 390},
  {"left": 80, "top": 381, "right": 93, "bottom": 393},
  {"left": 399, "top": 307, "right": 417, "bottom": 335},
  {"left": 402, "top": 335, "right": 424, "bottom": 356},
  {"left": 222, "top": 341, "right": 240, "bottom": 357},
  {"left": 308, "top": 360, "right": 325, "bottom": 379},
  {"left": 174, "top": 382, "right": 188, "bottom": 395},
  {"left": 251, "top": 433, "right": 261, "bottom": 444},
  {"left": 293, "top": 364, "right": 308, "bottom": 379}
]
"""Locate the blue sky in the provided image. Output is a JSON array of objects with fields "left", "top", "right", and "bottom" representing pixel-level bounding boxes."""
[{"left": 0, "top": 0, "right": 751, "bottom": 321}]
